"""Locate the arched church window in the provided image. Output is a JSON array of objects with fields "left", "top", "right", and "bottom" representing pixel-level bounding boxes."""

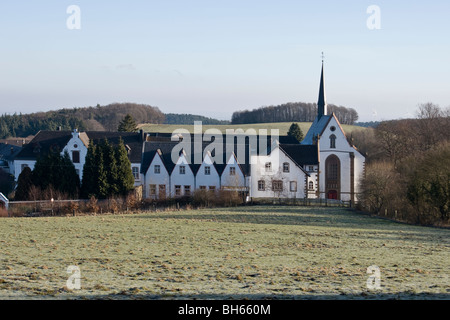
[{"left": 330, "top": 134, "right": 336, "bottom": 149}]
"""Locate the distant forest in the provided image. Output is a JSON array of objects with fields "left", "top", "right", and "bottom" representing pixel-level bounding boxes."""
[
  {"left": 164, "top": 113, "right": 230, "bottom": 125},
  {"left": 0, "top": 103, "right": 165, "bottom": 139},
  {"left": 354, "top": 121, "right": 380, "bottom": 128},
  {"left": 231, "top": 102, "right": 359, "bottom": 125}
]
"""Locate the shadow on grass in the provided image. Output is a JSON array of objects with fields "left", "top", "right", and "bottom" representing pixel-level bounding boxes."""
[{"left": 130, "top": 207, "right": 449, "bottom": 245}]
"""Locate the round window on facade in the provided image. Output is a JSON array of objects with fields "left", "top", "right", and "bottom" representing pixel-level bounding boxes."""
[
  {"left": 330, "top": 126, "right": 336, "bottom": 132},
  {"left": 74, "top": 144, "right": 78, "bottom": 149}
]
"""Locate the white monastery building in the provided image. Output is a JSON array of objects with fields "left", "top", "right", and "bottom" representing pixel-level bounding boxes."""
[{"left": 12, "top": 62, "right": 365, "bottom": 204}]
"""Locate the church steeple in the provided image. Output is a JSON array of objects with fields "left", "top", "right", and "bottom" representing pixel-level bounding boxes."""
[{"left": 318, "top": 56, "right": 327, "bottom": 118}]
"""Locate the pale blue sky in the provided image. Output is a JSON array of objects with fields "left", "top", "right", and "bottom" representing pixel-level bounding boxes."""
[{"left": 0, "top": 0, "right": 449, "bottom": 121}]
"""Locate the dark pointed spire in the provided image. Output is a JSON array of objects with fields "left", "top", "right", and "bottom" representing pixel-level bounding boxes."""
[{"left": 318, "top": 57, "right": 327, "bottom": 118}]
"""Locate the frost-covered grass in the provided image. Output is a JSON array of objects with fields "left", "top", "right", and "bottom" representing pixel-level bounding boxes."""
[{"left": 0, "top": 206, "right": 448, "bottom": 300}]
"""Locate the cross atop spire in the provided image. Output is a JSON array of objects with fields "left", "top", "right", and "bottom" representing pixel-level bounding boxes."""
[
  {"left": 317, "top": 57, "right": 327, "bottom": 118},
  {"left": 321, "top": 51, "right": 325, "bottom": 63}
]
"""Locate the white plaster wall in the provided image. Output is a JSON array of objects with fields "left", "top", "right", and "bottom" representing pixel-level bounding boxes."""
[
  {"left": 196, "top": 154, "right": 221, "bottom": 190},
  {"left": 62, "top": 134, "right": 88, "bottom": 181},
  {"left": 144, "top": 154, "right": 169, "bottom": 199},
  {"left": 221, "top": 155, "right": 246, "bottom": 190},
  {"left": 318, "top": 116, "right": 366, "bottom": 201},
  {"left": 170, "top": 154, "right": 195, "bottom": 197},
  {"left": 250, "top": 147, "right": 307, "bottom": 199}
]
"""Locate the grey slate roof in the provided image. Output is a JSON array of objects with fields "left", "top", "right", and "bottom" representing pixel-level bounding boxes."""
[
  {"left": 279, "top": 144, "right": 319, "bottom": 166},
  {"left": 301, "top": 115, "right": 332, "bottom": 145},
  {"left": 15, "top": 131, "right": 73, "bottom": 160},
  {"left": 0, "top": 143, "right": 22, "bottom": 162},
  {"left": 15, "top": 130, "right": 145, "bottom": 163}
]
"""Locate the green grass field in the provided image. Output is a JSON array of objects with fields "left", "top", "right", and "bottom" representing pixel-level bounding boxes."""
[
  {"left": 0, "top": 206, "right": 448, "bottom": 300},
  {"left": 139, "top": 122, "right": 366, "bottom": 136}
]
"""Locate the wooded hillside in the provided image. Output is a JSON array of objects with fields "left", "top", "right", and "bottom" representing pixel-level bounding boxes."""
[
  {"left": 0, "top": 103, "right": 165, "bottom": 138},
  {"left": 231, "top": 102, "right": 359, "bottom": 125}
]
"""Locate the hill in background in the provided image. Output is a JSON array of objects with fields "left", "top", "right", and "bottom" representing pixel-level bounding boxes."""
[
  {"left": 0, "top": 103, "right": 165, "bottom": 138},
  {"left": 232, "top": 102, "right": 359, "bottom": 125},
  {"left": 164, "top": 113, "right": 230, "bottom": 125}
]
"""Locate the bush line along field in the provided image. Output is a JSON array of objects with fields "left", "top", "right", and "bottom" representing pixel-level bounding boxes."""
[{"left": 0, "top": 206, "right": 448, "bottom": 300}]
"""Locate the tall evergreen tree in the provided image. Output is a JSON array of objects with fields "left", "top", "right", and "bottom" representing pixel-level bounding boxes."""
[
  {"left": 0, "top": 169, "right": 14, "bottom": 197},
  {"left": 287, "top": 123, "right": 304, "bottom": 143},
  {"left": 81, "top": 141, "right": 98, "bottom": 199},
  {"left": 118, "top": 114, "right": 138, "bottom": 132},
  {"left": 115, "top": 138, "right": 135, "bottom": 195},
  {"left": 30, "top": 152, "right": 79, "bottom": 199},
  {"left": 14, "top": 167, "right": 33, "bottom": 201},
  {"left": 32, "top": 153, "right": 56, "bottom": 191},
  {"left": 95, "top": 143, "right": 109, "bottom": 199},
  {"left": 59, "top": 151, "right": 80, "bottom": 198},
  {"left": 101, "top": 139, "right": 119, "bottom": 195}
]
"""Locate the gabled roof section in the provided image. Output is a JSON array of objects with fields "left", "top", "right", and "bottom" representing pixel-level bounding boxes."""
[
  {"left": 279, "top": 144, "right": 319, "bottom": 167},
  {"left": 301, "top": 115, "right": 332, "bottom": 145},
  {"left": 0, "top": 143, "right": 22, "bottom": 161},
  {"left": 141, "top": 141, "right": 178, "bottom": 174},
  {"left": 271, "top": 144, "right": 310, "bottom": 176},
  {"left": 15, "top": 131, "right": 73, "bottom": 160},
  {"left": 223, "top": 152, "right": 247, "bottom": 177}
]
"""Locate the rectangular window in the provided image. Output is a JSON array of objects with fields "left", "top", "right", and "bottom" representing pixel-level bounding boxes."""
[
  {"left": 209, "top": 186, "right": 216, "bottom": 192},
  {"left": 72, "top": 151, "right": 80, "bottom": 164},
  {"left": 258, "top": 180, "right": 265, "bottom": 191},
  {"left": 265, "top": 162, "right": 272, "bottom": 172},
  {"left": 199, "top": 186, "right": 207, "bottom": 190},
  {"left": 132, "top": 167, "right": 140, "bottom": 180},
  {"left": 308, "top": 166, "right": 314, "bottom": 172},
  {"left": 159, "top": 185, "right": 166, "bottom": 199},
  {"left": 180, "top": 165, "right": 186, "bottom": 175},
  {"left": 154, "top": 165, "right": 161, "bottom": 174},
  {"left": 205, "top": 166, "right": 211, "bottom": 175},
  {"left": 184, "top": 185, "right": 191, "bottom": 196},
  {"left": 150, "top": 184, "right": 157, "bottom": 196},
  {"left": 175, "top": 185, "right": 182, "bottom": 196},
  {"left": 283, "top": 163, "right": 290, "bottom": 173},
  {"left": 272, "top": 180, "right": 283, "bottom": 192},
  {"left": 290, "top": 181, "right": 297, "bottom": 192},
  {"left": 230, "top": 167, "right": 236, "bottom": 176}
]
